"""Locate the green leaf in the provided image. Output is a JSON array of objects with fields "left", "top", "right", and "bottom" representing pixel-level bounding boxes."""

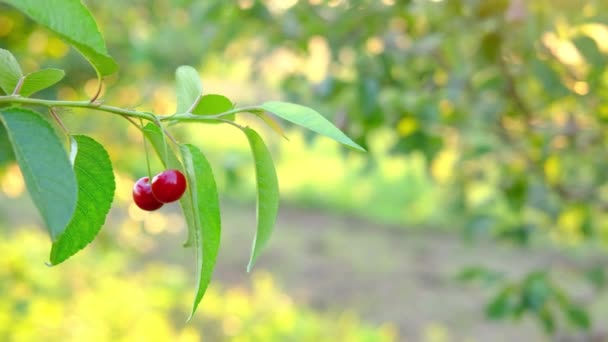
[
  {"left": 192, "top": 94, "right": 233, "bottom": 115},
  {"left": 504, "top": 175, "right": 528, "bottom": 211},
  {"left": 573, "top": 35, "right": 605, "bottom": 70},
  {"left": 242, "top": 127, "right": 279, "bottom": 272},
  {"left": 566, "top": 306, "right": 591, "bottom": 330},
  {"left": 142, "top": 123, "right": 196, "bottom": 246},
  {"left": 49, "top": 135, "right": 115, "bottom": 265},
  {"left": 0, "top": 48, "right": 23, "bottom": 94},
  {"left": 522, "top": 273, "right": 550, "bottom": 312},
  {"left": 192, "top": 94, "right": 235, "bottom": 122},
  {"left": 175, "top": 65, "right": 203, "bottom": 114},
  {"left": 479, "top": 31, "right": 502, "bottom": 62},
  {"left": 0, "top": 124, "right": 14, "bottom": 168},
  {"left": 20, "top": 69, "right": 65, "bottom": 97},
  {"left": 142, "top": 123, "right": 180, "bottom": 168},
  {"left": 586, "top": 266, "right": 606, "bottom": 290},
  {"left": 260, "top": 101, "right": 365, "bottom": 151},
  {"left": 539, "top": 307, "right": 556, "bottom": 333},
  {"left": 457, "top": 266, "right": 504, "bottom": 285},
  {"left": 486, "top": 287, "right": 517, "bottom": 319},
  {"left": 179, "top": 144, "right": 221, "bottom": 320},
  {"left": 1, "top": 0, "right": 118, "bottom": 77},
  {"left": 0, "top": 107, "right": 77, "bottom": 240}
]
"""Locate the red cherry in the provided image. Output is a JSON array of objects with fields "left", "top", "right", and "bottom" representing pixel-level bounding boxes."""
[
  {"left": 133, "top": 177, "right": 164, "bottom": 211},
  {"left": 151, "top": 169, "right": 187, "bottom": 203}
]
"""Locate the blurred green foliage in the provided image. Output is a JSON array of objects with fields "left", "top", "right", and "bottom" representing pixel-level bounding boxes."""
[
  {"left": 1, "top": 0, "right": 608, "bottom": 336},
  {"left": 0, "top": 228, "right": 397, "bottom": 341}
]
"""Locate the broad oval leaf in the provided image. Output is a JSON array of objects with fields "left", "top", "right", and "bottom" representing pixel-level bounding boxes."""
[
  {"left": 179, "top": 143, "right": 221, "bottom": 320},
  {"left": 1, "top": 0, "right": 118, "bottom": 77},
  {"left": 20, "top": 68, "right": 65, "bottom": 97},
  {"left": 175, "top": 65, "right": 203, "bottom": 114},
  {"left": 142, "top": 123, "right": 195, "bottom": 246},
  {"left": 192, "top": 94, "right": 235, "bottom": 122},
  {"left": 0, "top": 107, "right": 77, "bottom": 240},
  {"left": 242, "top": 127, "right": 279, "bottom": 272},
  {"left": 0, "top": 48, "right": 23, "bottom": 94},
  {"left": 193, "top": 94, "right": 233, "bottom": 115},
  {"left": 260, "top": 101, "right": 365, "bottom": 151},
  {"left": 49, "top": 135, "right": 115, "bottom": 265}
]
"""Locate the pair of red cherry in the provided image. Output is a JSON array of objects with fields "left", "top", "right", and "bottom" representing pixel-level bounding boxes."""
[{"left": 132, "top": 169, "right": 187, "bottom": 211}]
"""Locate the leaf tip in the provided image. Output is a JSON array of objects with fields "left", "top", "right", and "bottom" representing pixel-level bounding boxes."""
[
  {"left": 246, "top": 258, "right": 256, "bottom": 273},
  {"left": 186, "top": 312, "right": 195, "bottom": 323},
  {"left": 352, "top": 144, "right": 367, "bottom": 152}
]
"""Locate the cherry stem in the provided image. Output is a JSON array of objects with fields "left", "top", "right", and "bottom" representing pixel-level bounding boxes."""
[
  {"left": 121, "top": 115, "right": 141, "bottom": 130},
  {"left": 49, "top": 107, "right": 70, "bottom": 135},
  {"left": 163, "top": 127, "right": 179, "bottom": 146},
  {"left": 49, "top": 107, "right": 78, "bottom": 163},
  {"left": 139, "top": 118, "right": 153, "bottom": 180},
  {"left": 152, "top": 116, "right": 171, "bottom": 167}
]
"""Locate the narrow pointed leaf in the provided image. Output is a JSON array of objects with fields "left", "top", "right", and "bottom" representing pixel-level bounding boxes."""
[
  {"left": 242, "top": 127, "right": 279, "bottom": 272},
  {"left": 260, "top": 101, "right": 365, "bottom": 151},
  {"left": 20, "top": 68, "right": 65, "bottom": 97},
  {"left": 1, "top": 0, "right": 118, "bottom": 77},
  {"left": 192, "top": 94, "right": 235, "bottom": 122},
  {"left": 0, "top": 107, "right": 77, "bottom": 240},
  {"left": 179, "top": 144, "right": 221, "bottom": 320},
  {"left": 175, "top": 65, "right": 203, "bottom": 114},
  {"left": 142, "top": 123, "right": 195, "bottom": 246},
  {"left": 0, "top": 48, "right": 23, "bottom": 94},
  {"left": 50, "top": 135, "right": 115, "bottom": 265}
]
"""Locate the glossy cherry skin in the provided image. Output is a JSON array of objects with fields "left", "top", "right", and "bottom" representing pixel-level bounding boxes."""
[
  {"left": 151, "top": 169, "right": 187, "bottom": 203},
  {"left": 133, "top": 177, "right": 164, "bottom": 211}
]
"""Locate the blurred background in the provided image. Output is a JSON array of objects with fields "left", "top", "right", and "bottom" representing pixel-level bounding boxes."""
[{"left": 1, "top": 0, "right": 608, "bottom": 340}]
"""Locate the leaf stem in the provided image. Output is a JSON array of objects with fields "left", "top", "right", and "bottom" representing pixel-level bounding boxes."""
[
  {"left": 49, "top": 107, "right": 70, "bottom": 135},
  {"left": 139, "top": 119, "right": 153, "bottom": 180},
  {"left": 162, "top": 106, "right": 263, "bottom": 122}
]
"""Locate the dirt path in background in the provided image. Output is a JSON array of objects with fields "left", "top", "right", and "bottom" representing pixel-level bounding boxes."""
[
  {"left": 3, "top": 194, "right": 606, "bottom": 341},
  {"left": 146, "top": 202, "right": 604, "bottom": 341},
  {"left": 225, "top": 204, "right": 608, "bottom": 341}
]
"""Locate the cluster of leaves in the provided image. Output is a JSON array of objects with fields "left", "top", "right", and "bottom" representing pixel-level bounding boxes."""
[
  {"left": 0, "top": 0, "right": 363, "bottom": 319},
  {"left": 458, "top": 267, "right": 594, "bottom": 334}
]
